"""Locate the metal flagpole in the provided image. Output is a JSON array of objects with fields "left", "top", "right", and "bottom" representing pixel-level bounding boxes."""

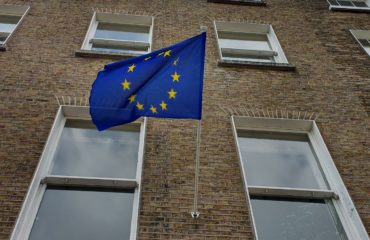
[
  {"left": 191, "top": 119, "right": 202, "bottom": 219},
  {"left": 192, "top": 26, "right": 206, "bottom": 219}
]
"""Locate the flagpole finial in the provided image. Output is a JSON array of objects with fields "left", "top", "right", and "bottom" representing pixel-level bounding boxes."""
[{"left": 191, "top": 211, "right": 200, "bottom": 219}]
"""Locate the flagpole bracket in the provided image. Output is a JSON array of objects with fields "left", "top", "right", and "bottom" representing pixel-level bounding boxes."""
[{"left": 191, "top": 211, "right": 200, "bottom": 219}]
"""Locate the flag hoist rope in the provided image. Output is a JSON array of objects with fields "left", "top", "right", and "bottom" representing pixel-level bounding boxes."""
[{"left": 191, "top": 120, "right": 201, "bottom": 219}]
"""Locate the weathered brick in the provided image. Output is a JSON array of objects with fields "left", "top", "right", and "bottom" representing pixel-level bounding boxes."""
[{"left": 0, "top": 0, "right": 369, "bottom": 239}]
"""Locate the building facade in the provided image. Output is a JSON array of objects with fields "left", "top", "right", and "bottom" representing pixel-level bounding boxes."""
[{"left": 0, "top": 0, "right": 369, "bottom": 239}]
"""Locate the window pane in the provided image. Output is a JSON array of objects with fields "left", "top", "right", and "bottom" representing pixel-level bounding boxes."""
[
  {"left": 222, "top": 53, "right": 274, "bottom": 63},
  {"left": 29, "top": 188, "right": 134, "bottom": 240},
  {"left": 51, "top": 120, "right": 140, "bottom": 179},
  {"left": 352, "top": 1, "right": 368, "bottom": 7},
  {"left": 364, "top": 47, "right": 370, "bottom": 55},
  {"left": 337, "top": 0, "right": 354, "bottom": 6},
  {"left": 0, "top": 36, "right": 7, "bottom": 44},
  {"left": 0, "top": 15, "right": 20, "bottom": 33},
  {"left": 94, "top": 22, "right": 150, "bottom": 42},
  {"left": 328, "top": 0, "right": 339, "bottom": 5},
  {"left": 251, "top": 198, "right": 347, "bottom": 240},
  {"left": 218, "top": 33, "right": 271, "bottom": 51},
  {"left": 237, "top": 131, "right": 328, "bottom": 189},
  {"left": 92, "top": 43, "right": 148, "bottom": 55},
  {"left": 359, "top": 39, "right": 370, "bottom": 47}
]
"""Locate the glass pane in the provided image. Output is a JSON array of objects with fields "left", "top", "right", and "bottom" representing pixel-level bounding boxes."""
[
  {"left": 92, "top": 43, "right": 148, "bottom": 55},
  {"left": 352, "top": 1, "right": 368, "bottom": 7},
  {"left": 51, "top": 120, "right": 140, "bottom": 179},
  {"left": 338, "top": 0, "right": 354, "bottom": 6},
  {"left": 251, "top": 198, "right": 347, "bottom": 240},
  {"left": 0, "top": 36, "right": 6, "bottom": 44},
  {"left": 364, "top": 46, "right": 370, "bottom": 55},
  {"left": 237, "top": 131, "right": 328, "bottom": 189},
  {"left": 0, "top": 15, "right": 20, "bottom": 33},
  {"left": 359, "top": 39, "right": 370, "bottom": 47},
  {"left": 328, "top": 0, "right": 339, "bottom": 5},
  {"left": 218, "top": 34, "right": 271, "bottom": 51},
  {"left": 223, "top": 52, "right": 274, "bottom": 63},
  {"left": 29, "top": 187, "right": 134, "bottom": 240},
  {"left": 94, "top": 22, "right": 150, "bottom": 42}
]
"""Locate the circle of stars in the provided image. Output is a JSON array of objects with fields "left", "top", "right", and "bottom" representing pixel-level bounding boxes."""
[{"left": 121, "top": 50, "right": 181, "bottom": 115}]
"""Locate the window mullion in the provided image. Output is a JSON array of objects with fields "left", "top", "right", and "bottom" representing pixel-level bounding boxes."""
[
  {"left": 248, "top": 185, "right": 339, "bottom": 200},
  {"left": 41, "top": 175, "right": 138, "bottom": 189}
]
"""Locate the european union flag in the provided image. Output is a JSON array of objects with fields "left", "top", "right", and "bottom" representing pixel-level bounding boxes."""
[{"left": 90, "top": 32, "right": 206, "bottom": 131}]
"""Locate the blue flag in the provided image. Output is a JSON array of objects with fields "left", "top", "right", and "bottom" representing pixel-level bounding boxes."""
[{"left": 90, "top": 32, "right": 206, "bottom": 131}]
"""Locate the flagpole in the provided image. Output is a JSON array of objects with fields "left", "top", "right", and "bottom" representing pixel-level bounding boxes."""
[{"left": 191, "top": 119, "right": 201, "bottom": 219}]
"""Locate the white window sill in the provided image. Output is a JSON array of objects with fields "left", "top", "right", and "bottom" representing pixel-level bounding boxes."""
[
  {"left": 208, "top": 0, "right": 267, "bottom": 6},
  {"left": 329, "top": 6, "right": 370, "bottom": 12},
  {"left": 218, "top": 59, "right": 296, "bottom": 71},
  {"left": 75, "top": 49, "right": 144, "bottom": 59}
]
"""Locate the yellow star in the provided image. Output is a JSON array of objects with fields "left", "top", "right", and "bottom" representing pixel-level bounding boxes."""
[
  {"left": 128, "top": 94, "right": 136, "bottom": 103},
  {"left": 171, "top": 72, "right": 180, "bottom": 82},
  {"left": 144, "top": 57, "right": 151, "bottom": 61},
  {"left": 173, "top": 58, "right": 179, "bottom": 65},
  {"left": 164, "top": 50, "right": 171, "bottom": 57},
  {"left": 121, "top": 79, "right": 131, "bottom": 91},
  {"left": 128, "top": 64, "right": 136, "bottom": 72},
  {"left": 160, "top": 101, "right": 167, "bottom": 110},
  {"left": 136, "top": 102, "right": 144, "bottom": 110},
  {"left": 168, "top": 88, "right": 177, "bottom": 99},
  {"left": 150, "top": 105, "right": 157, "bottom": 114}
]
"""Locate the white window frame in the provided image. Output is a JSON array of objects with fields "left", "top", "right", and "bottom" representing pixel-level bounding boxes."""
[
  {"left": 10, "top": 105, "right": 147, "bottom": 240},
  {"left": 350, "top": 29, "right": 370, "bottom": 57},
  {"left": 231, "top": 116, "right": 369, "bottom": 240},
  {"left": 327, "top": 0, "right": 370, "bottom": 11},
  {"left": 214, "top": 21, "right": 289, "bottom": 64},
  {"left": 0, "top": 4, "right": 30, "bottom": 46},
  {"left": 81, "top": 11, "right": 154, "bottom": 56}
]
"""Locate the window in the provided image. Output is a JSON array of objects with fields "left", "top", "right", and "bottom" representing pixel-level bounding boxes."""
[
  {"left": 11, "top": 106, "right": 146, "bottom": 240},
  {"left": 231, "top": 117, "right": 369, "bottom": 240},
  {"left": 350, "top": 29, "right": 370, "bottom": 57},
  {"left": 81, "top": 12, "right": 153, "bottom": 56},
  {"left": 0, "top": 5, "right": 29, "bottom": 45},
  {"left": 214, "top": 21, "right": 289, "bottom": 64},
  {"left": 327, "top": 0, "right": 370, "bottom": 11}
]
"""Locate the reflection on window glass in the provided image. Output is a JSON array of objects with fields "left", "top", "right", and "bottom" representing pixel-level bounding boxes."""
[
  {"left": 223, "top": 53, "right": 274, "bottom": 63},
  {"left": 330, "top": 0, "right": 369, "bottom": 7},
  {"left": 29, "top": 188, "right": 134, "bottom": 240},
  {"left": 51, "top": 120, "right": 139, "bottom": 179},
  {"left": 0, "top": 15, "right": 20, "bottom": 33},
  {"left": 359, "top": 39, "right": 370, "bottom": 47},
  {"left": 218, "top": 33, "right": 271, "bottom": 51},
  {"left": 358, "top": 39, "right": 370, "bottom": 55},
  {"left": 92, "top": 43, "right": 148, "bottom": 55},
  {"left": 337, "top": 0, "right": 353, "bottom": 6},
  {"left": 328, "top": 0, "right": 340, "bottom": 5},
  {"left": 237, "top": 131, "right": 328, "bottom": 189},
  {"left": 0, "top": 15, "right": 20, "bottom": 43},
  {"left": 251, "top": 198, "right": 347, "bottom": 240},
  {"left": 353, "top": 1, "right": 368, "bottom": 7},
  {"left": 94, "top": 23, "right": 149, "bottom": 42},
  {"left": 218, "top": 31, "right": 274, "bottom": 62}
]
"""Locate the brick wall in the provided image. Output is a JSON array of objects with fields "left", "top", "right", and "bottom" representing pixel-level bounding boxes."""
[{"left": 0, "top": 0, "right": 368, "bottom": 239}]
